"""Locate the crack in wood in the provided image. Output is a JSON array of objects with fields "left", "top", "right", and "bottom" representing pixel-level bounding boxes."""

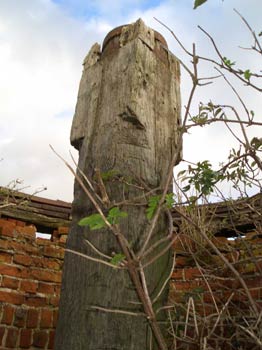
[{"left": 118, "top": 105, "right": 145, "bottom": 130}]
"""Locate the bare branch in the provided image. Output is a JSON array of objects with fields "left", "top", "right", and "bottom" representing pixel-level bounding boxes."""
[
  {"left": 66, "top": 249, "right": 124, "bottom": 270},
  {"left": 87, "top": 305, "right": 145, "bottom": 318}
]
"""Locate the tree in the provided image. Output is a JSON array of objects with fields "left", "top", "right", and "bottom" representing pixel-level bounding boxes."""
[{"left": 54, "top": 9, "right": 262, "bottom": 350}]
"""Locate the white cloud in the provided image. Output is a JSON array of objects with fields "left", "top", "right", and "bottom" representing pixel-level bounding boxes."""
[
  {"left": 0, "top": 0, "right": 110, "bottom": 201},
  {"left": 0, "top": 0, "right": 261, "bottom": 201}
]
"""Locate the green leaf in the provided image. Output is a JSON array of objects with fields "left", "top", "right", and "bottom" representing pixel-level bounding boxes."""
[
  {"left": 165, "top": 193, "right": 175, "bottom": 209},
  {"left": 146, "top": 195, "right": 161, "bottom": 220},
  {"left": 244, "top": 69, "right": 252, "bottom": 80},
  {"left": 107, "top": 207, "right": 128, "bottom": 225},
  {"left": 182, "top": 185, "right": 191, "bottom": 192},
  {"left": 110, "top": 253, "right": 125, "bottom": 266},
  {"left": 78, "top": 214, "right": 106, "bottom": 230},
  {"left": 251, "top": 137, "right": 262, "bottom": 150},
  {"left": 214, "top": 107, "right": 222, "bottom": 117},
  {"left": 193, "top": 0, "right": 208, "bottom": 9},
  {"left": 223, "top": 57, "right": 236, "bottom": 68}
]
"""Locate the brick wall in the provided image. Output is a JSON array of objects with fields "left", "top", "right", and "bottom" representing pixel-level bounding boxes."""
[
  {"left": 0, "top": 218, "right": 68, "bottom": 349},
  {"left": 169, "top": 232, "right": 262, "bottom": 349},
  {"left": 0, "top": 214, "right": 261, "bottom": 349}
]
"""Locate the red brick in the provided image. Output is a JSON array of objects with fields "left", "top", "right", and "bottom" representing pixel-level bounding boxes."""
[
  {"left": 245, "top": 276, "right": 262, "bottom": 289},
  {"left": 26, "top": 309, "right": 39, "bottom": 328},
  {"left": 40, "top": 309, "right": 53, "bottom": 328},
  {"left": 31, "top": 268, "right": 62, "bottom": 283},
  {"left": 6, "top": 328, "right": 19, "bottom": 348},
  {"left": 58, "top": 226, "right": 69, "bottom": 235},
  {"left": 54, "top": 284, "right": 61, "bottom": 294},
  {"left": 48, "top": 330, "right": 55, "bottom": 349},
  {"left": 196, "top": 302, "right": 217, "bottom": 316},
  {"left": 47, "top": 260, "right": 62, "bottom": 270},
  {"left": 33, "top": 330, "right": 48, "bottom": 348},
  {"left": 20, "top": 329, "right": 32, "bottom": 348},
  {"left": 1, "top": 218, "right": 16, "bottom": 227},
  {"left": 36, "top": 238, "right": 52, "bottom": 246},
  {"left": 0, "top": 327, "right": 6, "bottom": 345},
  {"left": 24, "top": 295, "right": 47, "bottom": 307},
  {"left": 43, "top": 246, "right": 64, "bottom": 259},
  {"left": 0, "top": 251, "right": 12, "bottom": 263},
  {"left": 20, "top": 280, "right": 38, "bottom": 293},
  {"left": 13, "top": 254, "right": 32, "bottom": 266},
  {"left": 7, "top": 218, "right": 17, "bottom": 225},
  {"left": 173, "top": 234, "right": 195, "bottom": 253},
  {"left": 211, "top": 237, "right": 230, "bottom": 250},
  {"left": 33, "top": 256, "right": 61, "bottom": 270},
  {"left": 0, "top": 225, "right": 15, "bottom": 237},
  {"left": 0, "top": 219, "right": 16, "bottom": 237},
  {"left": 175, "top": 256, "right": 191, "bottom": 267},
  {"left": 16, "top": 225, "right": 36, "bottom": 239},
  {"left": 0, "top": 291, "right": 24, "bottom": 305},
  {"left": 10, "top": 241, "right": 38, "bottom": 255},
  {"left": 203, "top": 291, "right": 222, "bottom": 303},
  {"left": 1, "top": 276, "right": 20, "bottom": 289},
  {"left": 1, "top": 305, "right": 15, "bottom": 325},
  {"left": 38, "top": 282, "right": 55, "bottom": 294},
  {"left": 0, "top": 264, "right": 30, "bottom": 279},
  {"left": 244, "top": 288, "right": 260, "bottom": 300},
  {"left": 59, "top": 235, "right": 67, "bottom": 244},
  {"left": 49, "top": 296, "right": 60, "bottom": 307},
  {"left": 0, "top": 263, "right": 29, "bottom": 279},
  {"left": 51, "top": 230, "right": 59, "bottom": 242},
  {"left": 0, "top": 239, "right": 9, "bottom": 250},
  {"left": 185, "top": 267, "right": 202, "bottom": 279},
  {"left": 14, "top": 307, "right": 27, "bottom": 327},
  {"left": 15, "top": 220, "right": 26, "bottom": 227},
  {"left": 171, "top": 281, "right": 192, "bottom": 291},
  {"left": 171, "top": 269, "right": 184, "bottom": 280},
  {"left": 53, "top": 309, "right": 58, "bottom": 327}
]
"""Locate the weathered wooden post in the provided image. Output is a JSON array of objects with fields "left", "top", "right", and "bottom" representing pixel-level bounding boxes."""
[{"left": 55, "top": 19, "right": 181, "bottom": 350}]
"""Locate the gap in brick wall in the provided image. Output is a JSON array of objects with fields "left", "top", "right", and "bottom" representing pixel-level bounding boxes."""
[{"left": 36, "top": 232, "right": 52, "bottom": 239}]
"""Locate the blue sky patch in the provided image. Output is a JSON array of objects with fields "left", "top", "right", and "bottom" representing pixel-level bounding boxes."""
[{"left": 51, "top": 0, "right": 164, "bottom": 20}]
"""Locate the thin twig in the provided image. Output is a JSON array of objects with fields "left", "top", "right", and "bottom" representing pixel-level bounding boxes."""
[
  {"left": 87, "top": 305, "right": 145, "bottom": 317},
  {"left": 153, "top": 253, "right": 176, "bottom": 304},
  {"left": 66, "top": 248, "right": 123, "bottom": 269},
  {"left": 84, "top": 239, "right": 112, "bottom": 260}
]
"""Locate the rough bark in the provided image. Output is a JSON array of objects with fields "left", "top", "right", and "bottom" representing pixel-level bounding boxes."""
[{"left": 55, "top": 19, "right": 181, "bottom": 350}]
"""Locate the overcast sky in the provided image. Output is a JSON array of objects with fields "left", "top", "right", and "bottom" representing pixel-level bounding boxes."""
[{"left": 0, "top": 0, "right": 261, "bottom": 202}]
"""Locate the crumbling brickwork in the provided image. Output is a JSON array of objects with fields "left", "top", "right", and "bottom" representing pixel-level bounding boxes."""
[
  {"left": 0, "top": 193, "right": 261, "bottom": 349},
  {"left": 0, "top": 218, "right": 68, "bottom": 349}
]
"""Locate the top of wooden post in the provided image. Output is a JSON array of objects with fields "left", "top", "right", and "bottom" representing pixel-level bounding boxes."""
[
  {"left": 100, "top": 19, "right": 169, "bottom": 64},
  {"left": 102, "top": 19, "right": 168, "bottom": 52}
]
